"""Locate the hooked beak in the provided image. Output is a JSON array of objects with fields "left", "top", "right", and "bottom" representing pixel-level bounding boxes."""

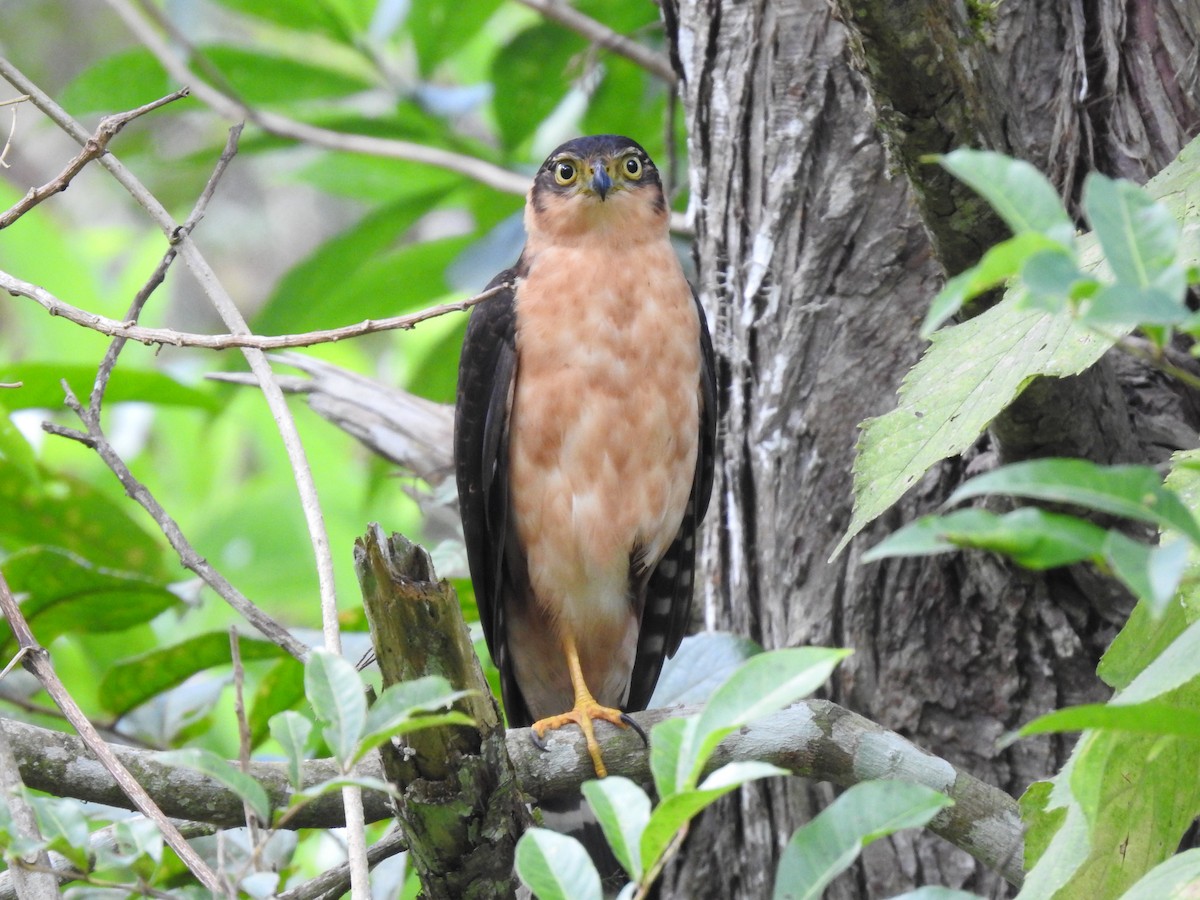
[{"left": 589, "top": 162, "right": 613, "bottom": 201}]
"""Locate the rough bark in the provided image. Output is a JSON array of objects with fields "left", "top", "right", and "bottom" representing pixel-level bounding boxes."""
[{"left": 662, "top": 0, "right": 1200, "bottom": 897}]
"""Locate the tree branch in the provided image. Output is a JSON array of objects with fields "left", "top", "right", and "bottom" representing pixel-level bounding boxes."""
[
  {"left": 513, "top": 0, "right": 676, "bottom": 83},
  {"left": 102, "top": 0, "right": 531, "bottom": 196},
  {"left": 0, "top": 696, "right": 1024, "bottom": 885},
  {"left": 0, "top": 269, "right": 507, "bottom": 350},
  {"left": 0, "top": 88, "right": 189, "bottom": 230},
  {"left": 0, "top": 575, "right": 226, "bottom": 895}
]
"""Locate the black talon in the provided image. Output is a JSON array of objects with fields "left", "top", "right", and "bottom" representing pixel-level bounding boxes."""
[
  {"left": 529, "top": 729, "right": 549, "bottom": 752},
  {"left": 620, "top": 713, "right": 648, "bottom": 746}
]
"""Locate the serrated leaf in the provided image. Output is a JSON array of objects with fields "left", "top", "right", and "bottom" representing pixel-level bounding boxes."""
[
  {"left": 305, "top": 650, "right": 368, "bottom": 768},
  {"left": 99, "top": 632, "right": 287, "bottom": 716},
  {"left": 157, "top": 749, "right": 271, "bottom": 822},
  {"left": 1083, "top": 173, "right": 1180, "bottom": 288},
  {"left": 582, "top": 777, "right": 651, "bottom": 881},
  {"left": 2, "top": 547, "right": 180, "bottom": 654},
  {"left": 938, "top": 149, "right": 1075, "bottom": 244},
  {"left": 947, "top": 460, "right": 1200, "bottom": 544},
  {"left": 686, "top": 648, "right": 850, "bottom": 787},
  {"left": 515, "top": 829, "right": 603, "bottom": 900},
  {"left": 839, "top": 136, "right": 1200, "bottom": 558},
  {"left": 269, "top": 711, "right": 313, "bottom": 790},
  {"left": 773, "top": 781, "right": 952, "bottom": 900},
  {"left": 1117, "top": 848, "right": 1200, "bottom": 900}
]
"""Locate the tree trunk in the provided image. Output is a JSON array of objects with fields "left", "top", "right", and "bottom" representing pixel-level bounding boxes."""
[{"left": 661, "top": 0, "right": 1200, "bottom": 897}]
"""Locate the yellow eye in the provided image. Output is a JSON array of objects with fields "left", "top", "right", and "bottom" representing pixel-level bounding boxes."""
[
  {"left": 623, "top": 156, "right": 643, "bottom": 179},
  {"left": 554, "top": 161, "right": 578, "bottom": 185}
]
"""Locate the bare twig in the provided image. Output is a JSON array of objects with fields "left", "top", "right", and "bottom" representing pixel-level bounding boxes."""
[
  {"left": 276, "top": 828, "right": 408, "bottom": 900},
  {"left": 43, "top": 383, "right": 310, "bottom": 661},
  {"left": 102, "top": 0, "right": 530, "bottom": 196},
  {"left": 0, "top": 96, "right": 26, "bottom": 169},
  {"left": 514, "top": 0, "right": 676, "bottom": 83},
  {"left": 0, "top": 88, "right": 189, "bottom": 230},
  {"left": 0, "top": 571, "right": 227, "bottom": 896},
  {"left": 0, "top": 57, "right": 338, "bottom": 665},
  {"left": 1, "top": 271, "right": 506, "bottom": 350},
  {"left": 90, "top": 121, "right": 243, "bottom": 414}
]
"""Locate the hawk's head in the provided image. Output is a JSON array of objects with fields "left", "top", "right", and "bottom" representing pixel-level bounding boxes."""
[{"left": 525, "top": 135, "right": 669, "bottom": 244}]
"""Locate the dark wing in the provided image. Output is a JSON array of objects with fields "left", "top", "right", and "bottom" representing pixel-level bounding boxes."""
[
  {"left": 625, "top": 289, "right": 718, "bottom": 711},
  {"left": 454, "top": 268, "right": 534, "bottom": 725}
]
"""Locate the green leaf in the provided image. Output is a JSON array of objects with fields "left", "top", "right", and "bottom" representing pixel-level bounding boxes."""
[
  {"left": 289, "top": 775, "right": 403, "bottom": 807},
  {"left": 209, "top": 0, "right": 364, "bottom": 40},
  {"left": 1, "top": 547, "right": 180, "bottom": 654},
  {"left": 31, "top": 796, "right": 90, "bottom": 871},
  {"left": 684, "top": 648, "right": 850, "bottom": 788},
  {"left": 491, "top": 23, "right": 586, "bottom": 149},
  {"left": 1083, "top": 174, "right": 1180, "bottom": 288},
  {"left": 408, "top": 0, "right": 506, "bottom": 77},
  {"left": 1116, "top": 618, "right": 1200, "bottom": 705},
  {"left": 201, "top": 45, "right": 375, "bottom": 105},
  {"left": 269, "top": 710, "right": 313, "bottom": 790},
  {"left": 156, "top": 749, "right": 271, "bottom": 822},
  {"left": 356, "top": 676, "right": 473, "bottom": 762},
  {"left": 305, "top": 650, "right": 368, "bottom": 768},
  {"left": 1082, "top": 284, "right": 1189, "bottom": 329},
  {"left": 0, "top": 466, "right": 167, "bottom": 576},
  {"left": 772, "top": 781, "right": 953, "bottom": 900},
  {"left": 649, "top": 715, "right": 695, "bottom": 800},
  {"left": 938, "top": 149, "right": 1075, "bottom": 244},
  {"left": 99, "top": 632, "right": 287, "bottom": 716},
  {"left": 923, "top": 233, "right": 1068, "bottom": 337},
  {"left": 947, "top": 459, "right": 1200, "bottom": 545},
  {"left": 1021, "top": 247, "right": 1087, "bottom": 308},
  {"left": 581, "top": 777, "right": 652, "bottom": 881},
  {"left": 888, "top": 890, "right": 985, "bottom": 900},
  {"left": 641, "top": 762, "right": 785, "bottom": 878},
  {"left": 1117, "top": 848, "right": 1200, "bottom": 900},
  {"left": 835, "top": 300, "right": 1112, "bottom": 558},
  {"left": 1019, "top": 701, "right": 1200, "bottom": 740},
  {"left": 60, "top": 47, "right": 175, "bottom": 115},
  {"left": 862, "top": 508, "right": 1108, "bottom": 569},
  {"left": 0, "top": 363, "right": 220, "bottom": 412},
  {"left": 249, "top": 656, "right": 307, "bottom": 747},
  {"left": 515, "top": 829, "right": 603, "bottom": 900},
  {"left": 1103, "top": 533, "right": 1188, "bottom": 619}
]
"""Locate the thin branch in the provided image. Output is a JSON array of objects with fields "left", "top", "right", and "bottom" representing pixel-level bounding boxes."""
[
  {"left": 0, "top": 268, "right": 507, "bottom": 349},
  {"left": 90, "top": 121, "right": 243, "bottom": 415},
  {"left": 102, "top": 0, "right": 531, "bottom": 196},
  {"left": 0, "top": 723, "right": 57, "bottom": 900},
  {"left": 0, "top": 57, "right": 339, "bottom": 668},
  {"left": 0, "top": 573, "right": 226, "bottom": 896},
  {"left": 276, "top": 828, "right": 408, "bottom": 900},
  {"left": 513, "top": 0, "right": 676, "bottom": 83},
  {"left": 43, "top": 383, "right": 311, "bottom": 662},
  {"left": 0, "top": 88, "right": 189, "bottom": 230},
  {"left": 0, "top": 96, "right": 26, "bottom": 169}
]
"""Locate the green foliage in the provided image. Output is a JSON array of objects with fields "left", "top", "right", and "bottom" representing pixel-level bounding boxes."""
[
  {"left": 860, "top": 147, "right": 1200, "bottom": 898},
  {"left": 837, "top": 139, "right": 1200, "bottom": 556},
  {"left": 517, "top": 648, "right": 879, "bottom": 899}
]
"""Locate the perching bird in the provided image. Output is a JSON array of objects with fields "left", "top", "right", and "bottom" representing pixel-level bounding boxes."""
[{"left": 454, "top": 134, "right": 716, "bottom": 777}]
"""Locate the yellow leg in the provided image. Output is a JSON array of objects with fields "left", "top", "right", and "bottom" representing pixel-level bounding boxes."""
[{"left": 530, "top": 633, "right": 629, "bottom": 777}]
